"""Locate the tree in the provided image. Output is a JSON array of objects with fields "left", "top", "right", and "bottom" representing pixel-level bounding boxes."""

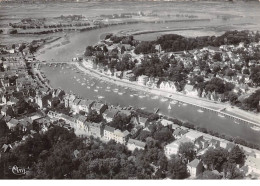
[
  {"left": 223, "top": 162, "right": 244, "bottom": 179},
  {"left": 178, "top": 142, "right": 196, "bottom": 163},
  {"left": 167, "top": 155, "right": 188, "bottom": 179},
  {"left": 228, "top": 145, "right": 245, "bottom": 165},
  {"left": 84, "top": 46, "right": 93, "bottom": 57},
  {"left": 87, "top": 110, "right": 103, "bottom": 123},
  {"left": 250, "top": 66, "right": 260, "bottom": 86},
  {"left": 201, "top": 147, "right": 229, "bottom": 172},
  {"left": 108, "top": 113, "right": 133, "bottom": 132},
  {"left": 197, "top": 170, "right": 222, "bottom": 179},
  {"left": 121, "top": 46, "right": 126, "bottom": 54}
]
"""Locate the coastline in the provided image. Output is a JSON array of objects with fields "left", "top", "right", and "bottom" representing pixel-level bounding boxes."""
[{"left": 74, "top": 60, "right": 260, "bottom": 127}]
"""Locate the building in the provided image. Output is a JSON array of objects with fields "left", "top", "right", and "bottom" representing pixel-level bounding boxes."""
[
  {"left": 137, "top": 75, "right": 149, "bottom": 85},
  {"left": 103, "top": 107, "right": 120, "bottom": 122},
  {"left": 164, "top": 137, "right": 191, "bottom": 157},
  {"left": 91, "top": 102, "right": 108, "bottom": 114},
  {"left": 85, "top": 121, "right": 103, "bottom": 139},
  {"left": 173, "top": 128, "right": 189, "bottom": 139},
  {"left": 184, "top": 131, "right": 203, "bottom": 143},
  {"left": 6, "top": 118, "right": 19, "bottom": 130},
  {"left": 187, "top": 159, "right": 203, "bottom": 178},
  {"left": 64, "top": 94, "right": 76, "bottom": 108},
  {"left": 127, "top": 138, "right": 146, "bottom": 151},
  {"left": 76, "top": 115, "right": 88, "bottom": 130},
  {"left": 103, "top": 126, "right": 130, "bottom": 145}
]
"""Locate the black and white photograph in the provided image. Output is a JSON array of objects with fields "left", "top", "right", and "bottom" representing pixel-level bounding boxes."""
[{"left": 0, "top": 0, "right": 260, "bottom": 182}]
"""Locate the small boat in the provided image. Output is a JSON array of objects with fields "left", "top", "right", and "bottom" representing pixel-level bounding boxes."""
[
  {"left": 118, "top": 92, "right": 123, "bottom": 95},
  {"left": 161, "top": 98, "right": 167, "bottom": 102},
  {"left": 130, "top": 94, "right": 133, "bottom": 97},
  {"left": 182, "top": 103, "right": 187, "bottom": 106},
  {"left": 197, "top": 109, "right": 204, "bottom": 113},
  {"left": 139, "top": 95, "right": 146, "bottom": 98},
  {"left": 218, "top": 113, "right": 225, "bottom": 118},
  {"left": 170, "top": 100, "right": 177, "bottom": 104},
  {"left": 168, "top": 104, "right": 172, "bottom": 110},
  {"left": 94, "top": 89, "right": 98, "bottom": 92},
  {"left": 97, "top": 96, "right": 104, "bottom": 99},
  {"left": 234, "top": 120, "right": 239, "bottom": 125},
  {"left": 140, "top": 107, "right": 146, "bottom": 110},
  {"left": 81, "top": 83, "right": 86, "bottom": 86},
  {"left": 251, "top": 126, "right": 260, "bottom": 131}
]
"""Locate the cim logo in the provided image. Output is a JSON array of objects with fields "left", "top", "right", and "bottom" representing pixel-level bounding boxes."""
[{"left": 11, "top": 165, "right": 27, "bottom": 176}]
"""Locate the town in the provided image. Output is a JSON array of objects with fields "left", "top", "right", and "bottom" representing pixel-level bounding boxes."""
[
  {"left": 1, "top": 0, "right": 260, "bottom": 181},
  {"left": 0, "top": 29, "right": 260, "bottom": 179}
]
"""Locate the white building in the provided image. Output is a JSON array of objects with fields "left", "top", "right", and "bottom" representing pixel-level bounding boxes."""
[{"left": 137, "top": 75, "right": 149, "bottom": 85}]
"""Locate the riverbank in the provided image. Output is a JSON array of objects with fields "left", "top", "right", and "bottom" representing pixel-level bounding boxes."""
[{"left": 75, "top": 60, "right": 260, "bottom": 127}]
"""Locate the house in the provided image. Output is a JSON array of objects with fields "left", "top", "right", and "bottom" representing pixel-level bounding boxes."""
[
  {"left": 242, "top": 156, "right": 260, "bottom": 177},
  {"left": 137, "top": 75, "right": 149, "bottom": 86},
  {"left": 85, "top": 121, "right": 104, "bottom": 138},
  {"left": 78, "top": 99, "right": 95, "bottom": 113},
  {"left": 1, "top": 105, "right": 14, "bottom": 117},
  {"left": 127, "top": 138, "right": 146, "bottom": 151},
  {"left": 159, "top": 81, "right": 167, "bottom": 90},
  {"left": 103, "top": 126, "right": 130, "bottom": 145},
  {"left": 1, "top": 144, "right": 12, "bottom": 153},
  {"left": 103, "top": 107, "right": 120, "bottom": 122},
  {"left": 91, "top": 102, "right": 108, "bottom": 114},
  {"left": 52, "top": 88, "right": 65, "bottom": 99},
  {"left": 187, "top": 159, "right": 203, "bottom": 178},
  {"left": 75, "top": 115, "right": 88, "bottom": 130},
  {"left": 47, "top": 97, "right": 60, "bottom": 107},
  {"left": 184, "top": 84, "right": 197, "bottom": 96},
  {"left": 173, "top": 128, "right": 189, "bottom": 139},
  {"left": 104, "top": 125, "right": 115, "bottom": 141},
  {"left": 160, "top": 119, "right": 173, "bottom": 127},
  {"left": 185, "top": 131, "right": 203, "bottom": 143},
  {"left": 6, "top": 118, "right": 19, "bottom": 130},
  {"left": 164, "top": 137, "right": 191, "bottom": 157},
  {"left": 71, "top": 99, "right": 82, "bottom": 113},
  {"left": 64, "top": 94, "right": 76, "bottom": 108},
  {"left": 137, "top": 116, "right": 148, "bottom": 127}
]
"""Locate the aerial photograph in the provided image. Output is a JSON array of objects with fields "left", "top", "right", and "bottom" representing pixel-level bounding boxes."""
[{"left": 0, "top": 0, "right": 260, "bottom": 181}]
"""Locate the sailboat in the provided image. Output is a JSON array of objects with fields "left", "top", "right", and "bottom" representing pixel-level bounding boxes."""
[{"left": 168, "top": 104, "right": 172, "bottom": 110}]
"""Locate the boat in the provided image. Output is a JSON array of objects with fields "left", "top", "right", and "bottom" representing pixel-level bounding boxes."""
[
  {"left": 160, "top": 98, "right": 167, "bottom": 102},
  {"left": 170, "top": 100, "right": 177, "bottom": 104},
  {"left": 182, "top": 103, "right": 187, "bottom": 106},
  {"left": 118, "top": 92, "right": 123, "bottom": 95},
  {"left": 251, "top": 126, "right": 260, "bottom": 131},
  {"left": 139, "top": 95, "right": 146, "bottom": 98},
  {"left": 197, "top": 109, "right": 204, "bottom": 113},
  {"left": 234, "top": 120, "right": 239, "bottom": 125},
  {"left": 218, "top": 113, "right": 225, "bottom": 118},
  {"left": 130, "top": 94, "right": 133, "bottom": 97},
  {"left": 168, "top": 104, "right": 172, "bottom": 110},
  {"left": 140, "top": 107, "right": 146, "bottom": 110},
  {"left": 97, "top": 96, "right": 104, "bottom": 99},
  {"left": 94, "top": 89, "right": 98, "bottom": 92},
  {"left": 81, "top": 83, "right": 86, "bottom": 86}
]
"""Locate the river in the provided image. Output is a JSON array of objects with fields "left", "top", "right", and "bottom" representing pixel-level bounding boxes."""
[{"left": 2, "top": 1, "right": 260, "bottom": 144}]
